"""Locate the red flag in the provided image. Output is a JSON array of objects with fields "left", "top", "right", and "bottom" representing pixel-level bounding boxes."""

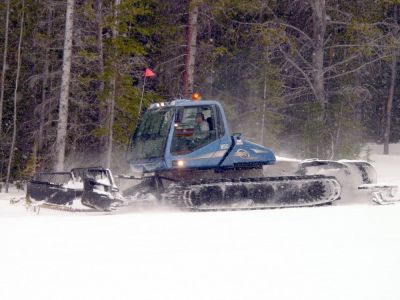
[{"left": 144, "top": 68, "right": 155, "bottom": 77}]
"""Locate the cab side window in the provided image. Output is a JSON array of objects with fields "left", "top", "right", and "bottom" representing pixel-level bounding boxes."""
[{"left": 171, "top": 106, "right": 217, "bottom": 155}]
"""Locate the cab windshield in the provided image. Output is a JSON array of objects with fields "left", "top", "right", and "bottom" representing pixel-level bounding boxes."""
[{"left": 129, "top": 108, "right": 174, "bottom": 160}]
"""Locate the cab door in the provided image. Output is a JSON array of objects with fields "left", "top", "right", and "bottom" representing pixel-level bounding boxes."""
[{"left": 165, "top": 105, "right": 225, "bottom": 169}]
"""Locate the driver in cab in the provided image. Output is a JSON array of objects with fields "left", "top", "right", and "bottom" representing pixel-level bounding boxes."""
[{"left": 195, "top": 112, "right": 209, "bottom": 132}]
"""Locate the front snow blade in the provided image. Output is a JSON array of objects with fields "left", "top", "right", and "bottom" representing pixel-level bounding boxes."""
[{"left": 26, "top": 172, "right": 80, "bottom": 205}]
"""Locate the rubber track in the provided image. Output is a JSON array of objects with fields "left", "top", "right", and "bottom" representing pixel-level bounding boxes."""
[{"left": 163, "top": 175, "right": 341, "bottom": 211}]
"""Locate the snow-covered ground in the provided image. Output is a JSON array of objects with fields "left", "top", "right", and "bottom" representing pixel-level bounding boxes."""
[
  {"left": 367, "top": 144, "right": 400, "bottom": 186},
  {"left": 1, "top": 145, "right": 400, "bottom": 300}
]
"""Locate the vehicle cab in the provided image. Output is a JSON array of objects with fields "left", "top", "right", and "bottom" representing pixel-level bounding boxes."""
[{"left": 128, "top": 98, "right": 276, "bottom": 176}]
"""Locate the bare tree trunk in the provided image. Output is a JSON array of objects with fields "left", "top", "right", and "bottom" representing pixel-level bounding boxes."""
[
  {"left": 310, "top": 0, "right": 326, "bottom": 108},
  {"left": 260, "top": 75, "right": 267, "bottom": 145},
  {"left": 309, "top": 0, "right": 327, "bottom": 158},
  {"left": 96, "top": 0, "right": 104, "bottom": 93},
  {"left": 48, "top": 64, "right": 54, "bottom": 123},
  {"left": 38, "top": 7, "right": 53, "bottom": 151},
  {"left": 105, "top": 0, "right": 120, "bottom": 169},
  {"left": 106, "top": 79, "right": 116, "bottom": 169},
  {"left": 384, "top": 54, "right": 397, "bottom": 154},
  {"left": 183, "top": 2, "right": 199, "bottom": 98},
  {"left": 96, "top": 0, "right": 108, "bottom": 153},
  {"left": 54, "top": 0, "right": 75, "bottom": 171},
  {"left": 5, "top": 0, "right": 24, "bottom": 193},
  {"left": 332, "top": 102, "right": 344, "bottom": 159},
  {"left": 0, "top": 0, "right": 11, "bottom": 135},
  {"left": 384, "top": 6, "right": 398, "bottom": 155}
]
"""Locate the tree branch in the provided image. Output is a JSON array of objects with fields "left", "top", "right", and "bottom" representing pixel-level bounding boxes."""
[
  {"left": 278, "top": 46, "right": 317, "bottom": 100},
  {"left": 325, "top": 55, "right": 389, "bottom": 80}
]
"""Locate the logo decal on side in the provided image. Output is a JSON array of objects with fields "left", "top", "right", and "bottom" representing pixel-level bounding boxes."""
[{"left": 234, "top": 149, "right": 250, "bottom": 158}]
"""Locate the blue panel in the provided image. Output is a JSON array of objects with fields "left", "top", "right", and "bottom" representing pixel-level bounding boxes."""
[
  {"left": 165, "top": 139, "right": 224, "bottom": 169},
  {"left": 219, "top": 139, "right": 276, "bottom": 168}
]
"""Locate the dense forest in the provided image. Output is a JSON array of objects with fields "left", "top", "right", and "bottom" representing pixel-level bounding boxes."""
[{"left": 0, "top": 0, "right": 400, "bottom": 181}]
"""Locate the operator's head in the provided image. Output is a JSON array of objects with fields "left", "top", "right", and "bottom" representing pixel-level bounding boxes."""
[{"left": 196, "top": 112, "right": 205, "bottom": 124}]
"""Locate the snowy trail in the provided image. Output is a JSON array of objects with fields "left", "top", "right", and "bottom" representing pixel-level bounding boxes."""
[
  {"left": 1, "top": 203, "right": 400, "bottom": 300},
  {"left": 1, "top": 150, "right": 400, "bottom": 300}
]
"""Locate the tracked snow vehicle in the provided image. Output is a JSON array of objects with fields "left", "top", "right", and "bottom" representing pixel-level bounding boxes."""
[
  {"left": 120, "top": 99, "right": 343, "bottom": 209},
  {"left": 25, "top": 98, "right": 398, "bottom": 212}
]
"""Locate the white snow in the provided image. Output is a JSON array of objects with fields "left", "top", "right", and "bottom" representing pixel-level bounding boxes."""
[
  {"left": 63, "top": 180, "right": 84, "bottom": 189},
  {"left": 1, "top": 145, "right": 400, "bottom": 300}
]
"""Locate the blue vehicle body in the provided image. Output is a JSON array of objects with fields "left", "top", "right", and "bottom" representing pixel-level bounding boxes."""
[{"left": 128, "top": 99, "right": 276, "bottom": 176}]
